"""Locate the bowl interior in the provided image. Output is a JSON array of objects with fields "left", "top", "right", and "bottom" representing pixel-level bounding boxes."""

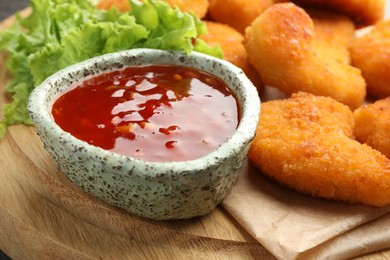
[{"left": 28, "top": 48, "right": 261, "bottom": 175}]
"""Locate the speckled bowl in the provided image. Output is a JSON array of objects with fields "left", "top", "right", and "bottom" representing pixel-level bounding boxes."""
[{"left": 27, "top": 48, "right": 260, "bottom": 220}]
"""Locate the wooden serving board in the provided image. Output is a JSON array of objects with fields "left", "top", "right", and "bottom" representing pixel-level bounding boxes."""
[
  {"left": 0, "top": 11, "right": 274, "bottom": 259},
  {"left": 0, "top": 125, "right": 274, "bottom": 259},
  {"left": 0, "top": 10, "right": 389, "bottom": 260}
]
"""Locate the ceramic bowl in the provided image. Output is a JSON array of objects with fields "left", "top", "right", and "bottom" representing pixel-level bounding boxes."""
[{"left": 28, "top": 48, "right": 260, "bottom": 220}]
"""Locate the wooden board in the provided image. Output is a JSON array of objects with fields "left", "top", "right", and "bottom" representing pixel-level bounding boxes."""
[
  {"left": 0, "top": 10, "right": 273, "bottom": 259},
  {"left": 0, "top": 9, "right": 389, "bottom": 260}
]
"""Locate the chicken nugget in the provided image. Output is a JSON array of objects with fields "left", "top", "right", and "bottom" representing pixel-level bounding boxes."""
[
  {"left": 354, "top": 97, "right": 390, "bottom": 159},
  {"left": 309, "top": 9, "right": 355, "bottom": 64},
  {"left": 249, "top": 92, "right": 390, "bottom": 207},
  {"left": 165, "top": 0, "right": 209, "bottom": 18},
  {"left": 244, "top": 3, "right": 366, "bottom": 109},
  {"left": 199, "top": 21, "right": 263, "bottom": 91},
  {"left": 349, "top": 20, "right": 390, "bottom": 99},
  {"left": 97, "top": 0, "right": 208, "bottom": 18},
  {"left": 97, "top": 0, "right": 130, "bottom": 12},
  {"left": 208, "top": 0, "right": 284, "bottom": 34},
  {"left": 292, "top": 0, "right": 385, "bottom": 27}
]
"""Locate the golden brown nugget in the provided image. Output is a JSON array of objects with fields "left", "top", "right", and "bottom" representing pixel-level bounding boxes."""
[
  {"left": 349, "top": 20, "right": 390, "bottom": 99},
  {"left": 97, "top": 0, "right": 130, "bottom": 12},
  {"left": 208, "top": 0, "right": 284, "bottom": 34},
  {"left": 97, "top": 0, "right": 208, "bottom": 18},
  {"left": 292, "top": 0, "right": 385, "bottom": 27},
  {"left": 354, "top": 97, "right": 390, "bottom": 159},
  {"left": 309, "top": 9, "right": 355, "bottom": 64},
  {"left": 199, "top": 21, "right": 264, "bottom": 91},
  {"left": 165, "top": 0, "right": 209, "bottom": 18},
  {"left": 244, "top": 3, "right": 366, "bottom": 109},
  {"left": 249, "top": 92, "right": 390, "bottom": 207}
]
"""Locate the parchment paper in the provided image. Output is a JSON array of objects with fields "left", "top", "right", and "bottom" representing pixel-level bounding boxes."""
[{"left": 222, "top": 161, "right": 390, "bottom": 259}]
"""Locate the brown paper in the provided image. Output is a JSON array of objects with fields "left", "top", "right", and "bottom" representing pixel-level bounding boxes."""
[{"left": 222, "top": 161, "right": 390, "bottom": 259}]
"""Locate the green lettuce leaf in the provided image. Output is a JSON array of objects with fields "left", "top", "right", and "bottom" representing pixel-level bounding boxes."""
[
  {"left": 0, "top": 0, "right": 222, "bottom": 137},
  {"left": 0, "top": 83, "right": 33, "bottom": 135}
]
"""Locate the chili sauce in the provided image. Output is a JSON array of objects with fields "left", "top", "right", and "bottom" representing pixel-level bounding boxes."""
[{"left": 51, "top": 65, "right": 239, "bottom": 162}]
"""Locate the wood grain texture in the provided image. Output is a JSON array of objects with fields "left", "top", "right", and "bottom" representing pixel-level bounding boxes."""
[
  {"left": 0, "top": 9, "right": 389, "bottom": 260},
  {"left": 0, "top": 56, "right": 275, "bottom": 259},
  {"left": 0, "top": 8, "right": 274, "bottom": 260}
]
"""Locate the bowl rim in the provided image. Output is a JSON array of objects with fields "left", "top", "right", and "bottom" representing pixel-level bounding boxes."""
[{"left": 28, "top": 48, "right": 261, "bottom": 176}]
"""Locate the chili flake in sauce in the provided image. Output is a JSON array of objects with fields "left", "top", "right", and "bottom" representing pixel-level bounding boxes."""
[{"left": 51, "top": 65, "right": 239, "bottom": 162}]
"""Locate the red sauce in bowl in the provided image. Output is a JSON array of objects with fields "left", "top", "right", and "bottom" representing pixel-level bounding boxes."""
[{"left": 51, "top": 65, "right": 239, "bottom": 162}]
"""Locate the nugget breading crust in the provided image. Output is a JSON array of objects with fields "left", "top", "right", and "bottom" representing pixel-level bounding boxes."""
[
  {"left": 199, "top": 21, "right": 263, "bottom": 91},
  {"left": 249, "top": 92, "right": 390, "bottom": 207},
  {"left": 349, "top": 20, "right": 390, "bottom": 99},
  {"left": 292, "top": 0, "right": 385, "bottom": 27},
  {"left": 97, "top": 0, "right": 209, "bottom": 18},
  {"left": 309, "top": 8, "right": 355, "bottom": 64},
  {"left": 165, "top": 0, "right": 209, "bottom": 18},
  {"left": 244, "top": 3, "right": 366, "bottom": 109},
  {"left": 354, "top": 98, "right": 390, "bottom": 159},
  {"left": 208, "top": 0, "right": 279, "bottom": 34},
  {"left": 97, "top": 0, "right": 130, "bottom": 12}
]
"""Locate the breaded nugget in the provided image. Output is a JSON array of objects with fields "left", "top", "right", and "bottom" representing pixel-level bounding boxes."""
[
  {"left": 244, "top": 3, "right": 366, "bottom": 109},
  {"left": 292, "top": 0, "right": 385, "bottom": 27},
  {"left": 208, "top": 0, "right": 281, "bottom": 34},
  {"left": 349, "top": 20, "right": 390, "bottom": 99},
  {"left": 97, "top": 0, "right": 208, "bottom": 18},
  {"left": 97, "top": 0, "right": 130, "bottom": 12},
  {"left": 165, "top": 0, "right": 209, "bottom": 18},
  {"left": 309, "top": 9, "right": 355, "bottom": 64},
  {"left": 199, "top": 21, "right": 264, "bottom": 91},
  {"left": 354, "top": 97, "right": 390, "bottom": 159},
  {"left": 249, "top": 92, "right": 390, "bottom": 207}
]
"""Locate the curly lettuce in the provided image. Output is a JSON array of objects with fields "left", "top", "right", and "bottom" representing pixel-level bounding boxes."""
[{"left": 0, "top": 0, "right": 222, "bottom": 137}]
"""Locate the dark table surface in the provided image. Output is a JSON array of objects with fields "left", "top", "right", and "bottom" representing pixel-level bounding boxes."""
[{"left": 0, "top": 1, "right": 31, "bottom": 258}]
